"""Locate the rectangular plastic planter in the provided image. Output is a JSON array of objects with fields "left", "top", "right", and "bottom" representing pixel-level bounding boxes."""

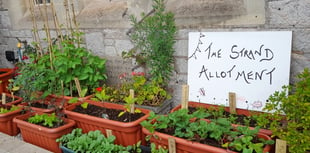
[
  {"left": 13, "top": 112, "right": 76, "bottom": 153},
  {"left": 0, "top": 106, "right": 23, "bottom": 136},
  {"left": 64, "top": 100, "right": 150, "bottom": 146},
  {"left": 142, "top": 127, "right": 273, "bottom": 153}
]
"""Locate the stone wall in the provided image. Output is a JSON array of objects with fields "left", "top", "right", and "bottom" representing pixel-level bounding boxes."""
[{"left": 0, "top": 0, "right": 309, "bottom": 107}]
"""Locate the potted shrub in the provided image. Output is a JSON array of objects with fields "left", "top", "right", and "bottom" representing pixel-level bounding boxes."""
[
  {"left": 0, "top": 68, "right": 14, "bottom": 94},
  {"left": 120, "top": 0, "right": 177, "bottom": 113},
  {"left": 0, "top": 105, "right": 23, "bottom": 136},
  {"left": 262, "top": 68, "right": 310, "bottom": 153},
  {"left": 56, "top": 128, "right": 142, "bottom": 153},
  {"left": 13, "top": 112, "right": 76, "bottom": 153},
  {"left": 93, "top": 72, "right": 172, "bottom": 114},
  {"left": 141, "top": 109, "right": 274, "bottom": 153},
  {"left": 64, "top": 99, "right": 150, "bottom": 146}
]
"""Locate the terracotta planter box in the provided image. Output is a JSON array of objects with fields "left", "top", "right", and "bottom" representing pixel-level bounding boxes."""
[
  {"left": 13, "top": 112, "right": 76, "bottom": 153},
  {"left": 2, "top": 93, "right": 23, "bottom": 106},
  {"left": 142, "top": 127, "right": 273, "bottom": 153},
  {"left": 171, "top": 102, "right": 272, "bottom": 136},
  {"left": 64, "top": 100, "right": 150, "bottom": 146},
  {"left": 0, "top": 68, "right": 14, "bottom": 94},
  {"left": 0, "top": 106, "right": 23, "bottom": 136}
]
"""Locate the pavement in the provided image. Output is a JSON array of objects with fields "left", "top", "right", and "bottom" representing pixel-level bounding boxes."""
[{"left": 0, "top": 132, "right": 52, "bottom": 153}]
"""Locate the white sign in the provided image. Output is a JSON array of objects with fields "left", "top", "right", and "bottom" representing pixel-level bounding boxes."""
[{"left": 188, "top": 31, "right": 292, "bottom": 111}]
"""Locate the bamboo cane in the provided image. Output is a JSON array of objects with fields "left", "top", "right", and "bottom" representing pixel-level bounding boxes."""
[{"left": 28, "top": 0, "right": 43, "bottom": 57}]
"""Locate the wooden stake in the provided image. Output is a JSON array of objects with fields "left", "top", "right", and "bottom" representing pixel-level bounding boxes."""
[
  {"left": 2, "top": 93, "right": 6, "bottom": 104},
  {"left": 181, "top": 85, "right": 189, "bottom": 109},
  {"left": 229, "top": 92, "right": 236, "bottom": 114},
  {"left": 168, "top": 137, "right": 176, "bottom": 153},
  {"left": 74, "top": 78, "right": 82, "bottom": 98},
  {"left": 106, "top": 129, "right": 113, "bottom": 138},
  {"left": 129, "top": 89, "right": 135, "bottom": 113},
  {"left": 275, "top": 139, "right": 287, "bottom": 153}
]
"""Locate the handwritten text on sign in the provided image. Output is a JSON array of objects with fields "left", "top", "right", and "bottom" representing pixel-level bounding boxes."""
[{"left": 188, "top": 32, "right": 292, "bottom": 111}]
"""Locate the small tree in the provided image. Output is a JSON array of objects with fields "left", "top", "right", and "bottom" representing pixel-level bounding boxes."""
[{"left": 123, "top": 0, "right": 177, "bottom": 86}]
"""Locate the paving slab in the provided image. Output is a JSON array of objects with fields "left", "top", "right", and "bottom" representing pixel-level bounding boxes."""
[{"left": 0, "top": 132, "right": 52, "bottom": 153}]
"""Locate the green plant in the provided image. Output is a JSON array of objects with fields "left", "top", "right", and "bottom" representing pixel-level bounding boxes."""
[
  {"left": 0, "top": 105, "right": 20, "bottom": 114},
  {"left": 124, "top": 0, "right": 177, "bottom": 85},
  {"left": 263, "top": 68, "right": 310, "bottom": 153},
  {"left": 56, "top": 128, "right": 140, "bottom": 153},
  {"left": 141, "top": 109, "right": 273, "bottom": 153},
  {"left": 226, "top": 126, "right": 274, "bottom": 153},
  {"left": 93, "top": 72, "right": 171, "bottom": 106},
  {"left": 27, "top": 113, "right": 63, "bottom": 128},
  {"left": 151, "top": 143, "right": 168, "bottom": 153}
]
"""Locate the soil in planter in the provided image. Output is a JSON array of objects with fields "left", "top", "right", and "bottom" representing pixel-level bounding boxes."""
[
  {"left": 73, "top": 104, "right": 145, "bottom": 122},
  {"left": 30, "top": 103, "right": 50, "bottom": 109},
  {"left": 2, "top": 96, "right": 16, "bottom": 104}
]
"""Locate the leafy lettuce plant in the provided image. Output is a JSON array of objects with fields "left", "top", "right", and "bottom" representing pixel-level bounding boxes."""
[
  {"left": 56, "top": 128, "right": 139, "bottom": 153},
  {"left": 27, "top": 113, "right": 62, "bottom": 128}
]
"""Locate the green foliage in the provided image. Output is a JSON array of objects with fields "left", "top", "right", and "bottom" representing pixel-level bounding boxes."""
[
  {"left": 0, "top": 105, "right": 20, "bottom": 114},
  {"left": 12, "top": 33, "right": 107, "bottom": 103},
  {"left": 141, "top": 109, "right": 273, "bottom": 153},
  {"left": 151, "top": 143, "right": 168, "bottom": 153},
  {"left": 52, "top": 39, "right": 107, "bottom": 96},
  {"left": 80, "top": 102, "right": 88, "bottom": 109},
  {"left": 263, "top": 68, "right": 310, "bottom": 153},
  {"left": 93, "top": 73, "right": 171, "bottom": 106},
  {"left": 56, "top": 128, "right": 140, "bottom": 153},
  {"left": 124, "top": 0, "right": 177, "bottom": 85},
  {"left": 27, "top": 113, "right": 62, "bottom": 128}
]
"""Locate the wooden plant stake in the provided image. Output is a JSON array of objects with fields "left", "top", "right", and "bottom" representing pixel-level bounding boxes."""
[
  {"left": 1, "top": 93, "right": 6, "bottom": 104},
  {"left": 181, "top": 85, "right": 189, "bottom": 109},
  {"left": 275, "top": 139, "right": 287, "bottom": 153},
  {"left": 106, "top": 129, "right": 113, "bottom": 138},
  {"left": 168, "top": 137, "right": 176, "bottom": 153},
  {"left": 129, "top": 89, "right": 135, "bottom": 113},
  {"left": 229, "top": 92, "right": 236, "bottom": 114},
  {"left": 74, "top": 77, "right": 82, "bottom": 98}
]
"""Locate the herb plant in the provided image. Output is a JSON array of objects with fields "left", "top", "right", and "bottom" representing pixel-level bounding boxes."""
[{"left": 263, "top": 68, "right": 310, "bottom": 153}]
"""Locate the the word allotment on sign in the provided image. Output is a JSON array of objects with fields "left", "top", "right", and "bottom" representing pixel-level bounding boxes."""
[{"left": 188, "top": 31, "right": 292, "bottom": 111}]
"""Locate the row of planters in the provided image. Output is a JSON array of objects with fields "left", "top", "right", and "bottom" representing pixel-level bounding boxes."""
[
  {"left": 0, "top": 94, "right": 272, "bottom": 153},
  {"left": 1, "top": 0, "right": 309, "bottom": 152},
  {"left": 0, "top": 66, "right": 309, "bottom": 153}
]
